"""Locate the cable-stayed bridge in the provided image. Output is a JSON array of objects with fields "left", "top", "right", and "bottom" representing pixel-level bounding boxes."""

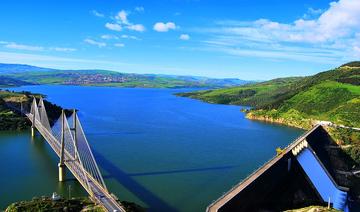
[{"left": 25, "top": 97, "right": 126, "bottom": 212}]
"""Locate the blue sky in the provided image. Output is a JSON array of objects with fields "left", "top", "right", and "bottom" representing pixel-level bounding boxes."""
[{"left": 0, "top": 0, "right": 359, "bottom": 80}]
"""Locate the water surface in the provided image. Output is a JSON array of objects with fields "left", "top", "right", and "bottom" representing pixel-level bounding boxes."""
[{"left": 1, "top": 85, "right": 303, "bottom": 211}]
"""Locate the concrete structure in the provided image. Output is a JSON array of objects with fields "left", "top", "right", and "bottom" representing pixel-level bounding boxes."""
[
  {"left": 26, "top": 97, "right": 126, "bottom": 212},
  {"left": 31, "top": 126, "right": 35, "bottom": 137},
  {"left": 207, "top": 125, "right": 354, "bottom": 212},
  {"left": 58, "top": 163, "right": 66, "bottom": 182},
  {"left": 31, "top": 108, "right": 36, "bottom": 137}
]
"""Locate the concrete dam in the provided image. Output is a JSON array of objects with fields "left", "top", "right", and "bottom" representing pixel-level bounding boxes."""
[{"left": 207, "top": 125, "right": 359, "bottom": 212}]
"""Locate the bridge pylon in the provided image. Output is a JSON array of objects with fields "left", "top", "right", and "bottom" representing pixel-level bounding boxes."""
[
  {"left": 30, "top": 98, "right": 37, "bottom": 138},
  {"left": 58, "top": 163, "right": 66, "bottom": 182},
  {"left": 71, "top": 109, "right": 79, "bottom": 161},
  {"left": 59, "top": 110, "right": 66, "bottom": 182}
]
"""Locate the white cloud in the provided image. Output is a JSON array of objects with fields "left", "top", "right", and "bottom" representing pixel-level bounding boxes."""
[
  {"left": 195, "top": 0, "right": 360, "bottom": 62},
  {"left": 105, "top": 23, "right": 122, "bottom": 31},
  {"left": 84, "top": 39, "right": 106, "bottom": 47},
  {"left": 127, "top": 24, "right": 145, "bottom": 32},
  {"left": 114, "top": 43, "right": 125, "bottom": 48},
  {"left": 153, "top": 22, "right": 177, "bottom": 32},
  {"left": 316, "top": 0, "right": 360, "bottom": 41},
  {"left": 308, "top": 7, "right": 323, "bottom": 15},
  {"left": 205, "top": 44, "right": 343, "bottom": 64},
  {"left": 207, "top": 0, "right": 360, "bottom": 44},
  {"left": 135, "top": 6, "right": 144, "bottom": 13},
  {"left": 91, "top": 10, "right": 104, "bottom": 18},
  {"left": 0, "top": 41, "right": 76, "bottom": 52},
  {"left": 109, "top": 9, "right": 146, "bottom": 32},
  {"left": 4, "top": 42, "right": 44, "bottom": 51},
  {"left": 354, "top": 46, "right": 360, "bottom": 57},
  {"left": 303, "top": 7, "right": 323, "bottom": 19},
  {"left": 180, "top": 34, "right": 190, "bottom": 40},
  {"left": 116, "top": 10, "right": 129, "bottom": 24},
  {"left": 0, "top": 51, "right": 136, "bottom": 69},
  {"left": 101, "top": 34, "right": 119, "bottom": 40},
  {"left": 121, "top": 35, "right": 140, "bottom": 40},
  {"left": 50, "top": 47, "right": 76, "bottom": 52}
]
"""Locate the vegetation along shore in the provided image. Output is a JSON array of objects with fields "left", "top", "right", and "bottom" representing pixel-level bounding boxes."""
[
  {"left": 0, "top": 89, "right": 71, "bottom": 131},
  {"left": 4, "top": 196, "right": 145, "bottom": 212}
]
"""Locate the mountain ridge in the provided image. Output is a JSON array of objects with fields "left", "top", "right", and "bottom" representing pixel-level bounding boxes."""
[{"left": 0, "top": 63, "right": 251, "bottom": 88}]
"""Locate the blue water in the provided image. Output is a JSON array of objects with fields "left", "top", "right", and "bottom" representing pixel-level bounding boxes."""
[{"left": 1, "top": 85, "right": 304, "bottom": 211}]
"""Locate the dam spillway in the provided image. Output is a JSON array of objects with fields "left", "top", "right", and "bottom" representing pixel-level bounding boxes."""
[
  {"left": 296, "top": 148, "right": 348, "bottom": 211},
  {"left": 207, "top": 125, "right": 355, "bottom": 212}
]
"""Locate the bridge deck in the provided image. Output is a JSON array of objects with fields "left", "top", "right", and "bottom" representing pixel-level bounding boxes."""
[{"left": 27, "top": 113, "right": 125, "bottom": 212}]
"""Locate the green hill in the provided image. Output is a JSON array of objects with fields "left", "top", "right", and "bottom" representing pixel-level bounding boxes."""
[
  {"left": 0, "top": 63, "right": 250, "bottom": 88},
  {"left": 247, "top": 81, "right": 360, "bottom": 128},
  {"left": 177, "top": 77, "right": 304, "bottom": 108},
  {"left": 0, "top": 89, "right": 71, "bottom": 131},
  {"left": 0, "top": 76, "right": 35, "bottom": 87},
  {"left": 177, "top": 62, "right": 360, "bottom": 128}
]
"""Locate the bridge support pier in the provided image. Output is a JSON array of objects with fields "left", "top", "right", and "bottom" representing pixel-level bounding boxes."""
[
  {"left": 58, "top": 163, "right": 66, "bottom": 182},
  {"left": 58, "top": 110, "right": 66, "bottom": 182},
  {"left": 31, "top": 126, "right": 36, "bottom": 137}
]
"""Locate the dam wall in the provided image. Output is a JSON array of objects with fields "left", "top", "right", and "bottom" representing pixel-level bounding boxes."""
[
  {"left": 207, "top": 125, "right": 353, "bottom": 212},
  {"left": 218, "top": 150, "right": 322, "bottom": 212}
]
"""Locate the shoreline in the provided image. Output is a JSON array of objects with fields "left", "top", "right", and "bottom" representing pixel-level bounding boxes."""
[
  {"left": 176, "top": 92, "right": 315, "bottom": 130},
  {"left": 245, "top": 111, "right": 313, "bottom": 130},
  {"left": 0, "top": 89, "right": 71, "bottom": 131}
]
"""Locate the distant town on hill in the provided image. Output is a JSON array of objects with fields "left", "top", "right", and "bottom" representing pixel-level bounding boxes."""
[{"left": 0, "top": 63, "right": 250, "bottom": 88}]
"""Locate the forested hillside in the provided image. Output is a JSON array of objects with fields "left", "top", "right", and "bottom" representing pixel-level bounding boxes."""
[{"left": 178, "top": 62, "right": 360, "bottom": 128}]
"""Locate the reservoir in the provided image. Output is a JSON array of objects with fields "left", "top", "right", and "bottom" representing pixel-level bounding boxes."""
[{"left": 0, "top": 85, "right": 303, "bottom": 211}]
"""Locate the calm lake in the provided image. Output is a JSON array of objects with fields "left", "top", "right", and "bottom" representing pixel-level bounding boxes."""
[{"left": 0, "top": 85, "right": 303, "bottom": 211}]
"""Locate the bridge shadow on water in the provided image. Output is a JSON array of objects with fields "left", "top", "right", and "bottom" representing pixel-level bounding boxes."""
[
  {"left": 32, "top": 136, "right": 237, "bottom": 211},
  {"left": 126, "top": 165, "right": 238, "bottom": 177},
  {"left": 92, "top": 151, "right": 178, "bottom": 212}
]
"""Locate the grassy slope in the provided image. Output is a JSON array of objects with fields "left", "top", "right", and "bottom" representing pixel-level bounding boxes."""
[
  {"left": 4, "top": 197, "right": 103, "bottom": 212},
  {"left": 248, "top": 80, "right": 360, "bottom": 128},
  {"left": 284, "top": 205, "right": 340, "bottom": 212},
  {"left": 0, "top": 90, "right": 30, "bottom": 130},
  {"left": 0, "top": 76, "right": 34, "bottom": 87},
  {"left": 0, "top": 89, "right": 69, "bottom": 130},
  {"left": 4, "top": 197, "right": 145, "bottom": 212},
  {"left": 177, "top": 77, "right": 304, "bottom": 107},
  {"left": 178, "top": 63, "right": 360, "bottom": 128}
]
